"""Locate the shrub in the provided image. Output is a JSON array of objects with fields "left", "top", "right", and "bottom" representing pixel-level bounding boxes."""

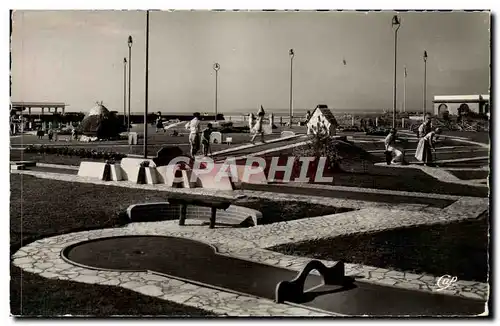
[
  {"left": 219, "top": 126, "right": 250, "bottom": 133},
  {"left": 219, "top": 121, "right": 233, "bottom": 128},
  {"left": 25, "top": 145, "right": 37, "bottom": 153},
  {"left": 292, "top": 134, "right": 343, "bottom": 171},
  {"left": 56, "top": 129, "right": 73, "bottom": 135},
  {"left": 365, "top": 128, "right": 390, "bottom": 136},
  {"left": 22, "top": 146, "right": 127, "bottom": 161}
]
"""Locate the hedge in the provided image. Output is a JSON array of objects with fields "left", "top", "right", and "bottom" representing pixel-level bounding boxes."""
[{"left": 24, "top": 145, "right": 127, "bottom": 161}]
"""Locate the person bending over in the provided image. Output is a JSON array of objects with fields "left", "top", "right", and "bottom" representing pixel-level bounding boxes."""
[
  {"left": 384, "top": 128, "right": 405, "bottom": 165},
  {"left": 415, "top": 128, "right": 442, "bottom": 166}
]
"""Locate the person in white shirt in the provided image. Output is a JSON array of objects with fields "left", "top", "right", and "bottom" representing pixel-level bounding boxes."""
[
  {"left": 185, "top": 112, "right": 201, "bottom": 157},
  {"left": 384, "top": 128, "right": 404, "bottom": 165},
  {"left": 250, "top": 111, "right": 265, "bottom": 144},
  {"left": 250, "top": 106, "right": 266, "bottom": 144}
]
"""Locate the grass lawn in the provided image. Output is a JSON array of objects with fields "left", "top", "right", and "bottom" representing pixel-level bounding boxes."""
[
  {"left": 442, "top": 131, "right": 490, "bottom": 144},
  {"left": 447, "top": 170, "right": 490, "bottom": 180},
  {"left": 269, "top": 213, "right": 489, "bottom": 282},
  {"left": 10, "top": 265, "right": 216, "bottom": 317},
  {"left": 321, "top": 168, "right": 488, "bottom": 197},
  {"left": 10, "top": 174, "right": 215, "bottom": 317},
  {"left": 239, "top": 164, "right": 488, "bottom": 197},
  {"left": 441, "top": 160, "right": 489, "bottom": 168},
  {"left": 10, "top": 151, "right": 107, "bottom": 166}
]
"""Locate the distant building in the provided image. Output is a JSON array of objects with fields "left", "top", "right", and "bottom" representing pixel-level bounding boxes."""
[
  {"left": 433, "top": 95, "right": 490, "bottom": 116},
  {"left": 11, "top": 101, "right": 67, "bottom": 116}
]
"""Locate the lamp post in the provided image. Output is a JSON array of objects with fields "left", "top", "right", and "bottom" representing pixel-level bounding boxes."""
[
  {"left": 143, "top": 11, "right": 149, "bottom": 158},
  {"left": 289, "top": 48, "right": 294, "bottom": 128},
  {"left": 123, "top": 57, "right": 127, "bottom": 126},
  {"left": 423, "top": 50, "right": 428, "bottom": 118},
  {"left": 391, "top": 15, "right": 401, "bottom": 128},
  {"left": 403, "top": 65, "right": 407, "bottom": 113},
  {"left": 127, "top": 35, "right": 133, "bottom": 133},
  {"left": 213, "top": 63, "right": 220, "bottom": 122}
]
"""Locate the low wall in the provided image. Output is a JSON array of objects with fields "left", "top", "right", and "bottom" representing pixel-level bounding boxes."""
[{"left": 127, "top": 202, "right": 262, "bottom": 226}]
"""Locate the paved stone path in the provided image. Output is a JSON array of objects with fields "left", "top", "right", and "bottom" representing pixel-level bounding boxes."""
[{"left": 12, "top": 169, "right": 489, "bottom": 316}]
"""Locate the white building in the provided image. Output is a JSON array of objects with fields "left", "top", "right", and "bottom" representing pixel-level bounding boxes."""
[
  {"left": 433, "top": 94, "right": 490, "bottom": 116},
  {"left": 307, "top": 104, "right": 338, "bottom": 136}
]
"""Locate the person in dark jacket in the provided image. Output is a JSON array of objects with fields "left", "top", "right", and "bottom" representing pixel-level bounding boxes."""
[{"left": 201, "top": 123, "right": 213, "bottom": 156}]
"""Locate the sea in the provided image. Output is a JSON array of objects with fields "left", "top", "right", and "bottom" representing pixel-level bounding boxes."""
[{"left": 141, "top": 107, "right": 391, "bottom": 122}]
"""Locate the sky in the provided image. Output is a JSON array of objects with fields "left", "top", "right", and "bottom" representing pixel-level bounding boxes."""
[{"left": 10, "top": 10, "right": 490, "bottom": 114}]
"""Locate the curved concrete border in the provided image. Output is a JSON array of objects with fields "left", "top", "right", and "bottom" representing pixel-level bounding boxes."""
[
  {"left": 59, "top": 234, "right": 342, "bottom": 316},
  {"left": 13, "top": 225, "right": 333, "bottom": 317}
]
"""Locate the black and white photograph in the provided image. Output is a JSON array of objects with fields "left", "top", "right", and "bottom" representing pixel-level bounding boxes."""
[{"left": 8, "top": 7, "right": 491, "bottom": 318}]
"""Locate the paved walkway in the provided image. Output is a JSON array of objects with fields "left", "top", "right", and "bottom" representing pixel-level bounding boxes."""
[{"left": 11, "top": 168, "right": 489, "bottom": 316}]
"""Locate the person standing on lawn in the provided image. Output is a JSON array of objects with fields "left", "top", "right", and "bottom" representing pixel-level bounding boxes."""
[
  {"left": 201, "top": 123, "right": 213, "bottom": 156},
  {"left": 305, "top": 110, "right": 312, "bottom": 123},
  {"left": 185, "top": 112, "right": 201, "bottom": 157},
  {"left": 415, "top": 128, "right": 442, "bottom": 166},
  {"left": 155, "top": 116, "right": 164, "bottom": 133},
  {"left": 384, "top": 128, "right": 404, "bottom": 165},
  {"left": 48, "top": 128, "right": 54, "bottom": 141},
  {"left": 251, "top": 106, "right": 266, "bottom": 144},
  {"left": 37, "top": 127, "right": 44, "bottom": 140}
]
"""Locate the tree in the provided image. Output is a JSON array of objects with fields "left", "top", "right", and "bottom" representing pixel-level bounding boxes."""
[{"left": 458, "top": 104, "right": 470, "bottom": 117}]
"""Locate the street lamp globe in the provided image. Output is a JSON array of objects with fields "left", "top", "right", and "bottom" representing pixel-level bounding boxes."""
[
  {"left": 392, "top": 15, "right": 401, "bottom": 28},
  {"left": 289, "top": 48, "right": 295, "bottom": 58},
  {"left": 424, "top": 50, "right": 428, "bottom": 62},
  {"left": 128, "top": 35, "right": 133, "bottom": 48}
]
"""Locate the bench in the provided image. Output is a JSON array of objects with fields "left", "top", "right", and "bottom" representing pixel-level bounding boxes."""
[{"left": 167, "top": 195, "right": 233, "bottom": 229}]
